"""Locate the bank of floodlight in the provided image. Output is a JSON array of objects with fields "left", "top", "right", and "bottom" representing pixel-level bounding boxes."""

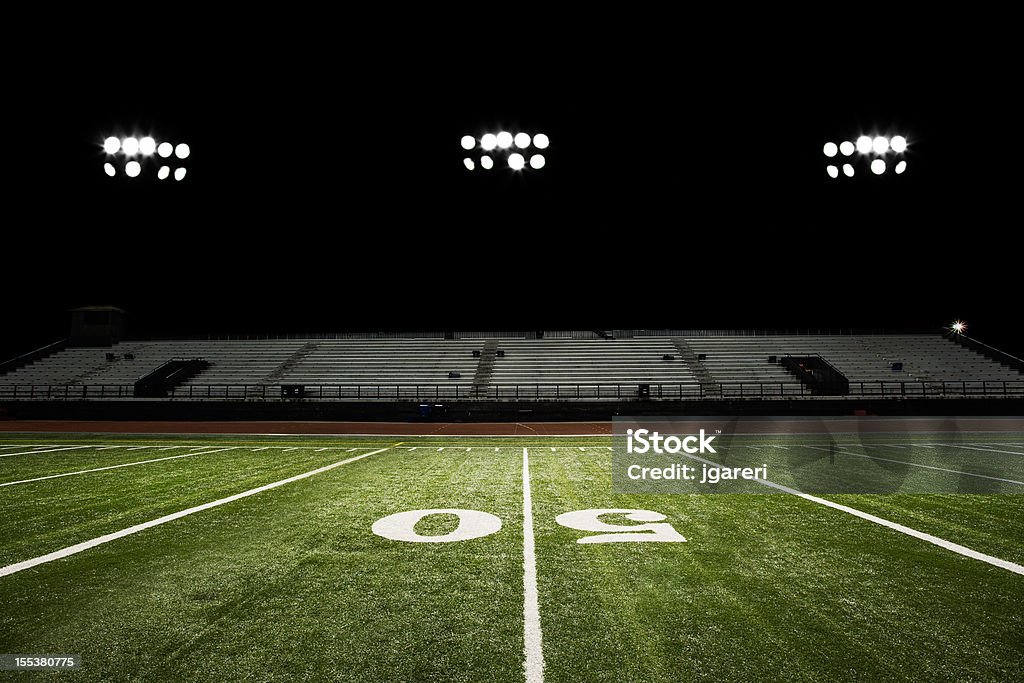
[
  {"left": 101, "top": 132, "right": 190, "bottom": 181},
  {"left": 825, "top": 130, "right": 909, "bottom": 179},
  {"left": 463, "top": 130, "right": 549, "bottom": 170}
]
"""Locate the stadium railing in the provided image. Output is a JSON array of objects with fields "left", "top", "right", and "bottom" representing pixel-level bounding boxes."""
[{"left": 2, "top": 381, "right": 1024, "bottom": 401}]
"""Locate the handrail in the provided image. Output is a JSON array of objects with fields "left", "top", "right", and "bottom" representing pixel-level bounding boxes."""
[{"left": 0, "top": 339, "right": 69, "bottom": 376}]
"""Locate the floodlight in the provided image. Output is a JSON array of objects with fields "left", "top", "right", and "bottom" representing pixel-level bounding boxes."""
[
  {"left": 481, "top": 133, "right": 497, "bottom": 151},
  {"left": 460, "top": 135, "right": 475, "bottom": 150},
  {"left": 823, "top": 142, "right": 838, "bottom": 157},
  {"left": 125, "top": 160, "right": 141, "bottom": 177},
  {"left": 139, "top": 136, "right": 156, "bottom": 155},
  {"left": 122, "top": 137, "right": 139, "bottom": 156},
  {"left": 103, "top": 137, "right": 120, "bottom": 154},
  {"left": 496, "top": 131, "right": 513, "bottom": 149},
  {"left": 951, "top": 320, "right": 967, "bottom": 334},
  {"left": 872, "top": 136, "right": 889, "bottom": 154},
  {"left": 508, "top": 153, "right": 525, "bottom": 170},
  {"left": 157, "top": 142, "right": 173, "bottom": 158},
  {"left": 826, "top": 165, "right": 838, "bottom": 178},
  {"left": 870, "top": 159, "right": 886, "bottom": 175},
  {"left": 533, "top": 133, "right": 549, "bottom": 149},
  {"left": 514, "top": 132, "right": 531, "bottom": 148},
  {"left": 839, "top": 141, "right": 855, "bottom": 156},
  {"left": 843, "top": 164, "right": 854, "bottom": 177},
  {"left": 855, "top": 136, "right": 872, "bottom": 154},
  {"left": 890, "top": 135, "right": 907, "bottom": 153},
  {"left": 480, "top": 155, "right": 493, "bottom": 170},
  {"left": 103, "top": 162, "right": 116, "bottom": 177},
  {"left": 158, "top": 166, "right": 170, "bottom": 180},
  {"left": 175, "top": 143, "right": 190, "bottom": 159},
  {"left": 529, "top": 154, "right": 545, "bottom": 169},
  {"left": 463, "top": 158, "right": 475, "bottom": 171},
  {"left": 895, "top": 160, "right": 907, "bottom": 174},
  {"left": 174, "top": 168, "right": 187, "bottom": 181}
]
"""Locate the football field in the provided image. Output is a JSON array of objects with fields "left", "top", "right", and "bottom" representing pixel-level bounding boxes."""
[{"left": 1, "top": 433, "right": 1022, "bottom": 681}]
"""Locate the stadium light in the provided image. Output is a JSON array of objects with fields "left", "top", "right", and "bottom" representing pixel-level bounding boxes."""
[
  {"left": 951, "top": 320, "right": 967, "bottom": 334},
  {"left": 125, "top": 160, "right": 141, "bottom": 178},
  {"left": 870, "top": 159, "right": 886, "bottom": 175},
  {"left": 103, "top": 162, "right": 116, "bottom": 177},
  {"left": 508, "top": 153, "right": 525, "bottom": 170},
  {"left": 533, "top": 133, "right": 549, "bottom": 149},
  {"left": 139, "top": 136, "right": 156, "bottom": 155},
  {"left": 529, "top": 154, "right": 545, "bottom": 169},
  {"left": 122, "top": 137, "right": 139, "bottom": 156},
  {"left": 890, "top": 135, "right": 907, "bottom": 153},
  {"left": 872, "top": 136, "right": 889, "bottom": 154},
  {"left": 481, "top": 133, "right": 497, "bottom": 151},
  {"left": 175, "top": 143, "right": 190, "bottom": 160},
  {"left": 102, "top": 130, "right": 190, "bottom": 181},
  {"left": 480, "top": 155, "right": 493, "bottom": 170},
  {"left": 843, "top": 163, "right": 854, "bottom": 177},
  {"left": 497, "top": 131, "right": 513, "bottom": 149},
  {"left": 895, "top": 160, "right": 907, "bottom": 174},
  {"left": 463, "top": 158, "right": 475, "bottom": 171},
  {"left": 460, "top": 135, "right": 475, "bottom": 150},
  {"left": 514, "top": 132, "right": 531, "bottom": 149},
  {"left": 465, "top": 131, "right": 548, "bottom": 171},
  {"left": 839, "top": 141, "right": 855, "bottom": 156},
  {"left": 157, "top": 142, "right": 173, "bottom": 158},
  {"left": 823, "top": 142, "right": 838, "bottom": 158},
  {"left": 174, "top": 168, "right": 187, "bottom": 181},
  {"left": 103, "top": 136, "right": 120, "bottom": 154},
  {"left": 826, "top": 165, "right": 839, "bottom": 179},
  {"left": 855, "top": 136, "right": 872, "bottom": 154},
  {"left": 157, "top": 166, "right": 170, "bottom": 180}
]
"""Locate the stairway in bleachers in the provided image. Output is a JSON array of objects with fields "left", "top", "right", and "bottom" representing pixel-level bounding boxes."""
[
  {"left": 670, "top": 338, "right": 720, "bottom": 396},
  {"left": 471, "top": 340, "right": 499, "bottom": 395}
]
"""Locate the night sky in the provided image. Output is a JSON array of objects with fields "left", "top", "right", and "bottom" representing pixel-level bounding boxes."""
[{"left": 5, "top": 18, "right": 1020, "bottom": 359}]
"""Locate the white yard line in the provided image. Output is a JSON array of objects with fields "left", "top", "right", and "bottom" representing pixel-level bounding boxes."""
[
  {"left": 800, "top": 445, "right": 1024, "bottom": 487},
  {"left": 0, "top": 446, "right": 93, "bottom": 459},
  {"left": 0, "top": 448, "right": 238, "bottom": 488},
  {"left": 522, "top": 448, "right": 545, "bottom": 683},
  {"left": 949, "top": 445, "right": 1024, "bottom": 457},
  {"left": 680, "top": 451, "right": 1024, "bottom": 576},
  {"left": 0, "top": 447, "right": 392, "bottom": 579}
]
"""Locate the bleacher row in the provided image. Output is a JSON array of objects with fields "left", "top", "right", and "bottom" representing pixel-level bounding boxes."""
[{"left": 0, "top": 335, "right": 1021, "bottom": 400}]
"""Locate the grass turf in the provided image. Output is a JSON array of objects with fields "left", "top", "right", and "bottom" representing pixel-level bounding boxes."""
[{"left": 0, "top": 434, "right": 1021, "bottom": 682}]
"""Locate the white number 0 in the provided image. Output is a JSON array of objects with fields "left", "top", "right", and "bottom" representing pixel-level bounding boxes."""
[{"left": 372, "top": 508, "right": 502, "bottom": 543}]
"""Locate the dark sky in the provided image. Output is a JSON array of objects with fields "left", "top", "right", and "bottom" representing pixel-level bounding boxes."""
[{"left": 4, "top": 17, "right": 1021, "bottom": 358}]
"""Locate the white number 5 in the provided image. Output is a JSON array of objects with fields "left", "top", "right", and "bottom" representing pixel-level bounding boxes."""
[{"left": 555, "top": 509, "right": 686, "bottom": 544}]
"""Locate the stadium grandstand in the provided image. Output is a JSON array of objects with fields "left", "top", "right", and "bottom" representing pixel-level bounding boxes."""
[{"left": 2, "top": 328, "right": 1021, "bottom": 414}]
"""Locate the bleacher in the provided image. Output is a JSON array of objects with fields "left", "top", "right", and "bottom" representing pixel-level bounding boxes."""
[{"left": 0, "top": 334, "right": 1020, "bottom": 400}]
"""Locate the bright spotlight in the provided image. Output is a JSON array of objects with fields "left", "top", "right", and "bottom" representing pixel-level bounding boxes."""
[
  {"left": 855, "top": 136, "right": 872, "bottom": 154},
  {"left": 103, "top": 162, "right": 116, "bottom": 177},
  {"left": 529, "top": 154, "right": 545, "bottom": 169},
  {"left": 157, "top": 166, "right": 170, "bottom": 180},
  {"left": 496, "top": 132, "right": 513, "bottom": 149},
  {"left": 139, "top": 136, "right": 156, "bottom": 155},
  {"left": 122, "top": 137, "right": 139, "bottom": 156},
  {"left": 508, "top": 153, "right": 525, "bottom": 170},
  {"left": 514, "top": 132, "right": 531, "bottom": 149},
  {"left": 826, "top": 165, "right": 839, "bottom": 179},
  {"left": 872, "top": 136, "right": 889, "bottom": 154},
  {"left": 839, "top": 141, "right": 855, "bottom": 156},
  {"left": 895, "top": 160, "right": 907, "bottom": 174},
  {"left": 463, "top": 158, "right": 475, "bottom": 171},
  {"left": 480, "top": 155, "right": 494, "bottom": 170},
  {"left": 823, "top": 142, "right": 838, "bottom": 158},
  {"left": 174, "top": 143, "right": 190, "bottom": 159},
  {"left": 103, "top": 137, "right": 121, "bottom": 154},
  {"left": 843, "top": 164, "right": 854, "bottom": 177},
  {"left": 890, "top": 135, "right": 907, "bottom": 153},
  {"left": 157, "top": 142, "right": 173, "bottom": 158},
  {"left": 460, "top": 135, "right": 475, "bottom": 150},
  {"left": 174, "top": 168, "right": 187, "bottom": 181},
  {"left": 533, "top": 133, "right": 549, "bottom": 149},
  {"left": 125, "top": 160, "right": 141, "bottom": 178},
  {"left": 870, "top": 159, "right": 886, "bottom": 175},
  {"left": 951, "top": 320, "right": 967, "bottom": 335},
  {"left": 481, "top": 133, "right": 497, "bottom": 151}
]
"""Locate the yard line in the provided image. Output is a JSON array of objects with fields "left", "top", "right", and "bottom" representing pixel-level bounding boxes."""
[
  {"left": 0, "top": 446, "right": 393, "bottom": 579},
  {"left": 495, "top": 448, "right": 500, "bottom": 452},
  {"left": 316, "top": 448, "right": 327, "bottom": 452},
  {"left": 522, "top": 448, "right": 545, "bottom": 683},
  {"left": 467, "top": 448, "right": 472, "bottom": 452},
  {"left": 0, "top": 445, "right": 93, "bottom": 459},
  {"left": 410, "top": 447, "right": 418, "bottom": 451},
  {"left": 253, "top": 447, "right": 270, "bottom": 452},
  {"left": 578, "top": 447, "right": 586, "bottom": 452},
  {"left": 0, "top": 448, "right": 238, "bottom": 488},
  {"left": 283, "top": 448, "right": 298, "bottom": 452},
  {"left": 550, "top": 448, "right": 556, "bottom": 453},
  {"left": 800, "top": 445, "right": 1024, "bottom": 487},
  {"left": 950, "top": 445, "right": 1024, "bottom": 457},
  {"left": 127, "top": 446, "right": 148, "bottom": 451},
  {"left": 347, "top": 448, "right": 356, "bottom": 452},
  {"left": 437, "top": 448, "right": 444, "bottom": 452},
  {"left": 681, "top": 451, "right": 1024, "bottom": 576}
]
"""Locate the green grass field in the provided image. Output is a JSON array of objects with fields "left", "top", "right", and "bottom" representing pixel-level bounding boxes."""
[{"left": 1, "top": 433, "right": 1022, "bottom": 682}]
